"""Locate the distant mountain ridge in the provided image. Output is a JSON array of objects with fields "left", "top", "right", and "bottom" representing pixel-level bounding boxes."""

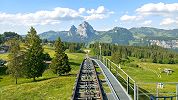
[
  {"left": 130, "top": 27, "right": 178, "bottom": 39},
  {"left": 94, "top": 27, "right": 134, "bottom": 44},
  {"left": 39, "top": 21, "right": 178, "bottom": 45}
]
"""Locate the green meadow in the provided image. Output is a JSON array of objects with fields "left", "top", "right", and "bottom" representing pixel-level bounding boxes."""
[
  {"left": 124, "top": 61, "right": 178, "bottom": 96},
  {"left": 106, "top": 56, "right": 178, "bottom": 98},
  {"left": 0, "top": 45, "right": 85, "bottom": 100},
  {"left": 1, "top": 45, "right": 178, "bottom": 99}
]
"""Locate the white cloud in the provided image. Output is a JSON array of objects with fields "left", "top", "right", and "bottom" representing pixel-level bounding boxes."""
[
  {"left": 120, "top": 15, "right": 142, "bottom": 21},
  {"left": 0, "top": 6, "right": 113, "bottom": 26},
  {"left": 160, "top": 18, "right": 177, "bottom": 25},
  {"left": 84, "top": 14, "right": 105, "bottom": 20},
  {"left": 85, "top": 6, "right": 114, "bottom": 20},
  {"left": 0, "top": 7, "right": 82, "bottom": 26},
  {"left": 114, "top": 19, "right": 118, "bottom": 22},
  {"left": 120, "top": 15, "right": 136, "bottom": 21},
  {"left": 96, "top": 6, "right": 105, "bottom": 14},
  {"left": 120, "top": 2, "right": 178, "bottom": 28},
  {"left": 136, "top": 2, "right": 178, "bottom": 16},
  {"left": 87, "top": 6, "right": 106, "bottom": 14},
  {"left": 142, "top": 20, "right": 152, "bottom": 26},
  {"left": 120, "top": 3, "right": 178, "bottom": 22},
  {"left": 78, "top": 8, "right": 86, "bottom": 14}
]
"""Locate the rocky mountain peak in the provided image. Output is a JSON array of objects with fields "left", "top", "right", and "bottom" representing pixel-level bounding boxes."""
[
  {"left": 71, "top": 25, "right": 77, "bottom": 30},
  {"left": 77, "top": 21, "right": 95, "bottom": 38},
  {"left": 80, "top": 21, "right": 90, "bottom": 27},
  {"left": 68, "top": 25, "right": 77, "bottom": 36}
]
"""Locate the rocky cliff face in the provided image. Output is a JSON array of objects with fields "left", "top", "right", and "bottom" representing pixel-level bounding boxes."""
[
  {"left": 68, "top": 25, "right": 77, "bottom": 36},
  {"left": 77, "top": 21, "right": 95, "bottom": 38}
]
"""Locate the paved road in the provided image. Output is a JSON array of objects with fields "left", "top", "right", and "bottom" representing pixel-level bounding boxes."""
[{"left": 93, "top": 59, "right": 132, "bottom": 100}]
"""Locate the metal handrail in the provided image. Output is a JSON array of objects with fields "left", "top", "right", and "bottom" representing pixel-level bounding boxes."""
[
  {"left": 101, "top": 56, "right": 137, "bottom": 100},
  {"left": 92, "top": 59, "right": 120, "bottom": 100},
  {"left": 104, "top": 57, "right": 135, "bottom": 83}
]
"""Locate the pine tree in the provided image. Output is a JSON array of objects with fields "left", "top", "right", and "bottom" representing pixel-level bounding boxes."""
[
  {"left": 50, "top": 37, "right": 71, "bottom": 75},
  {"left": 111, "top": 51, "right": 122, "bottom": 64},
  {"left": 23, "top": 27, "right": 46, "bottom": 81},
  {"left": 168, "top": 54, "right": 175, "bottom": 64},
  {"left": 158, "top": 55, "right": 163, "bottom": 64},
  {"left": 7, "top": 38, "right": 24, "bottom": 84},
  {"left": 69, "top": 44, "right": 75, "bottom": 53},
  {"left": 152, "top": 54, "right": 157, "bottom": 63},
  {"left": 0, "top": 34, "right": 3, "bottom": 44}
]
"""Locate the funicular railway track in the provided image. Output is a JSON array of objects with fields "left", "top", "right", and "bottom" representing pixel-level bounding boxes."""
[{"left": 71, "top": 57, "right": 104, "bottom": 100}]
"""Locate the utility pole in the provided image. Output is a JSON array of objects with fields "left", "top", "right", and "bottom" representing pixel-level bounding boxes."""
[
  {"left": 156, "top": 83, "right": 159, "bottom": 100},
  {"left": 99, "top": 43, "right": 101, "bottom": 60},
  {"left": 176, "top": 84, "right": 178, "bottom": 100}
]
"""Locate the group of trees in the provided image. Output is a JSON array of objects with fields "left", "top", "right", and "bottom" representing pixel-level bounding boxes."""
[
  {"left": 5, "top": 27, "right": 71, "bottom": 84},
  {"left": 90, "top": 43, "right": 178, "bottom": 64},
  {"left": 0, "top": 32, "right": 22, "bottom": 44},
  {"left": 41, "top": 40, "right": 85, "bottom": 53},
  {"left": 63, "top": 42, "right": 85, "bottom": 53}
]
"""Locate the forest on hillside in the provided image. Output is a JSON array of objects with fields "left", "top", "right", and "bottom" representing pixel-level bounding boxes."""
[{"left": 90, "top": 43, "right": 178, "bottom": 64}]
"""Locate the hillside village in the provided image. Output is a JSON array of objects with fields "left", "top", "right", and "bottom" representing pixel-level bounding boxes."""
[{"left": 149, "top": 40, "right": 178, "bottom": 48}]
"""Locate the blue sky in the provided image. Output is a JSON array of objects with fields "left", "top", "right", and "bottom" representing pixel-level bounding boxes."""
[{"left": 0, "top": 0, "right": 178, "bottom": 34}]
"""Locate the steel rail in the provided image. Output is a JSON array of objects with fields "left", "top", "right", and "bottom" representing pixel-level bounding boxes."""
[{"left": 71, "top": 58, "right": 104, "bottom": 100}]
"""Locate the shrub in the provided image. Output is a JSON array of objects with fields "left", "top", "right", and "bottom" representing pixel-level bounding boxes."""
[
  {"left": 126, "top": 63, "right": 139, "bottom": 68},
  {"left": 0, "top": 67, "right": 8, "bottom": 75}
]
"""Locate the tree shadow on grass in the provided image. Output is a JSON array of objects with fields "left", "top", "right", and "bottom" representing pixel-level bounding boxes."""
[
  {"left": 0, "top": 76, "right": 59, "bottom": 85},
  {"left": 34, "top": 76, "right": 58, "bottom": 82},
  {"left": 60, "top": 73, "right": 77, "bottom": 77},
  {"left": 0, "top": 77, "right": 2, "bottom": 82},
  {"left": 35, "top": 73, "right": 77, "bottom": 82}
]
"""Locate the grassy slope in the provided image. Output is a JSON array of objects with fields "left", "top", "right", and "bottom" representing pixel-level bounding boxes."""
[
  {"left": 0, "top": 53, "right": 9, "bottom": 60},
  {"left": 107, "top": 56, "right": 178, "bottom": 96},
  {"left": 0, "top": 45, "right": 85, "bottom": 100},
  {"left": 106, "top": 56, "right": 178, "bottom": 82},
  {"left": 122, "top": 60, "right": 178, "bottom": 94}
]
